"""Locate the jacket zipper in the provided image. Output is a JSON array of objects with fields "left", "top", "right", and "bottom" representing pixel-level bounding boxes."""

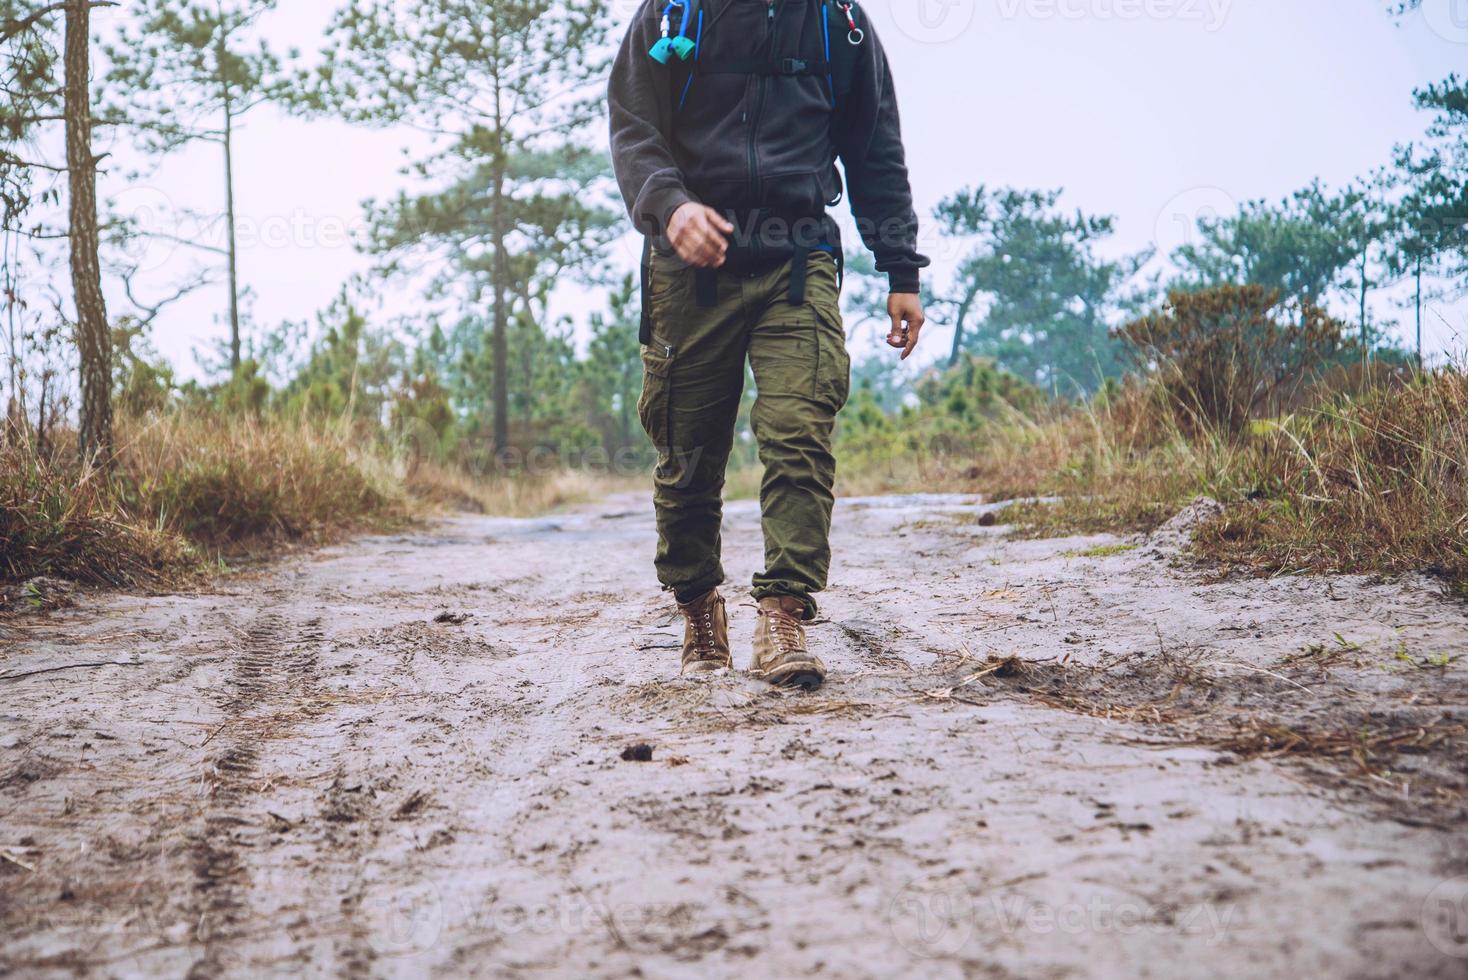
[{"left": 748, "top": 1, "right": 777, "bottom": 258}]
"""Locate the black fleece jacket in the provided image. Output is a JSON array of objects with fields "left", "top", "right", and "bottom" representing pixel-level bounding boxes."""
[{"left": 608, "top": 0, "right": 929, "bottom": 293}]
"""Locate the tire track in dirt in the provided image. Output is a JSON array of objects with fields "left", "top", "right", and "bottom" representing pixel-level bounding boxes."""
[{"left": 186, "top": 612, "right": 322, "bottom": 978}]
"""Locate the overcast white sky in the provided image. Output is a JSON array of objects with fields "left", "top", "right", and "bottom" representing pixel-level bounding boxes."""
[{"left": 104, "top": 0, "right": 1468, "bottom": 379}]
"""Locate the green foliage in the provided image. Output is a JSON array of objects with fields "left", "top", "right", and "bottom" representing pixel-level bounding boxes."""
[
  {"left": 112, "top": 320, "right": 176, "bottom": 416},
  {"left": 1393, "top": 75, "right": 1468, "bottom": 293},
  {"left": 0, "top": 1, "right": 62, "bottom": 227},
  {"left": 933, "top": 186, "right": 1150, "bottom": 395},
  {"left": 837, "top": 353, "right": 1044, "bottom": 478},
  {"left": 304, "top": 0, "right": 617, "bottom": 452},
  {"left": 578, "top": 276, "right": 645, "bottom": 458},
  {"left": 1172, "top": 181, "right": 1363, "bottom": 307},
  {"left": 100, "top": 0, "right": 285, "bottom": 153},
  {"left": 275, "top": 289, "right": 406, "bottom": 423}
]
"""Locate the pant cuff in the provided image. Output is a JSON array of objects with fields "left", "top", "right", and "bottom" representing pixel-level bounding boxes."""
[
  {"left": 671, "top": 575, "right": 724, "bottom": 606},
  {"left": 749, "top": 585, "right": 817, "bottom": 621}
]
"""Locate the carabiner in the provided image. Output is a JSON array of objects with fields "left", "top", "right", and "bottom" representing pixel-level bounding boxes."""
[{"left": 837, "top": 2, "right": 863, "bottom": 45}]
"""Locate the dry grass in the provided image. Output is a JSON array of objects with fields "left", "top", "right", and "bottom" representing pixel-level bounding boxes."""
[
  {"left": 118, "top": 411, "right": 407, "bottom": 549},
  {"left": 0, "top": 444, "right": 195, "bottom": 587},
  {"left": 2, "top": 408, "right": 659, "bottom": 590},
  {"left": 2, "top": 412, "right": 407, "bottom": 587},
  {"left": 1204, "top": 718, "right": 1468, "bottom": 762},
  {"left": 405, "top": 461, "right": 644, "bottom": 518},
  {"left": 840, "top": 367, "right": 1467, "bottom": 591},
  {"left": 1193, "top": 372, "right": 1468, "bottom": 588}
]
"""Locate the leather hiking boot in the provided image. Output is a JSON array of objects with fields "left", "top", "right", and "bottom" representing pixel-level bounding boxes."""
[
  {"left": 751, "top": 596, "right": 826, "bottom": 690},
  {"left": 676, "top": 589, "right": 732, "bottom": 675}
]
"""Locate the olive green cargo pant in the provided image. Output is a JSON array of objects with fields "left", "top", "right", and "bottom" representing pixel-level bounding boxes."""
[{"left": 638, "top": 249, "right": 850, "bottom": 620}]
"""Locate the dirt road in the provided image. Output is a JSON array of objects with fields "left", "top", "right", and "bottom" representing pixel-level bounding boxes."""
[{"left": 3, "top": 493, "right": 1467, "bottom": 977}]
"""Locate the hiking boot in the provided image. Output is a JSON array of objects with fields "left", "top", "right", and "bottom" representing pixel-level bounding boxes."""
[
  {"left": 676, "top": 588, "right": 732, "bottom": 675},
  {"left": 750, "top": 596, "right": 826, "bottom": 690}
]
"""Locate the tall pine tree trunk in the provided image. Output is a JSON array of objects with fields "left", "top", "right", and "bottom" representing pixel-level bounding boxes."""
[
  {"left": 1357, "top": 250, "right": 1368, "bottom": 350},
  {"left": 218, "top": 28, "right": 242, "bottom": 373},
  {"left": 490, "top": 84, "right": 509, "bottom": 459},
  {"left": 65, "top": 0, "right": 112, "bottom": 464},
  {"left": 947, "top": 286, "right": 978, "bottom": 368},
  {"left": 1414, "top": 255, "right": 1423, "bottom": 372},
  {"left": 222, "top": 105, "right": 241, "bottom": 372}
]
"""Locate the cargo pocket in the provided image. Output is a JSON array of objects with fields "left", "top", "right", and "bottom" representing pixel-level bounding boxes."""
[
  {"left": 638, "top": 341, "right": 675, "bottom": 451},
  {"left": 814, "top": 307, "right": 850, "bottom": 412},
  {"left": 647, "top": 250, "right": 686, "bottom": 305},
  {"left": 749, "top": 323, "right": 818, "bottom": 400},
  {"left": 810, "top": 258, "right": 849, "bottom": 412}
]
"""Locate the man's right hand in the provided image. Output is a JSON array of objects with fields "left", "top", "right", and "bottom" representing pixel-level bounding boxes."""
[{"left": 667, "top": 203, "right": 734, "bottom": 268}]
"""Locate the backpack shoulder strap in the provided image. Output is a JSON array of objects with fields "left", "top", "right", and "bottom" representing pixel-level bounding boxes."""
[
  {"left": 822, "top": 1, "right": 864, "bottom": 110},
  {"left": 660, "top": 0, "right": 705, "bottom": 112}
]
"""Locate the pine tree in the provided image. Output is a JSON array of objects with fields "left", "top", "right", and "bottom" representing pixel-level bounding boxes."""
[
  {"left": 1, "top": 1, "right": 113, "bottom": 462},
  {"left": 303, "top": 0, "right": 615, "bottom": 459},
  {"left": 101, "top": 0, "right": 284, "bottom": 374}
]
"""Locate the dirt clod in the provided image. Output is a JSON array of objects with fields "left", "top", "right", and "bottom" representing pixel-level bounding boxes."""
[
  {"left": 433, "top": 611, "right": 471, "bottom": 625},
  {"left": 393, "top": 790, "right": 431, "bottom": 820}
]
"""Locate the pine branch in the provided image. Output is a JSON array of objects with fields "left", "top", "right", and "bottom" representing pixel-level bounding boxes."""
[
  {"left": 0, "top": 151, "right": 66, "bottom": 172},
  {"left": 0, "top": 0, "right": 118, "bottom": 42}
]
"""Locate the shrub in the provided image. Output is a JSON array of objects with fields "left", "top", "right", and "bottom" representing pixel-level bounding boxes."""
[
  {"left": 1113, "top": 284, "right": 1357, "bottom": 435},
  {"left": 0, "top": 441, "right": 193, "bottom": 586}
]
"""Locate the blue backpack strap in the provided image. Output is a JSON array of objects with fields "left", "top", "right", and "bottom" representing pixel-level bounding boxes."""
[
  {"left": 650, "top": 0, "right": 705, "bottom": 111},
  {"left": 676, "top": 1, "right": 705, "bottom": 111}
]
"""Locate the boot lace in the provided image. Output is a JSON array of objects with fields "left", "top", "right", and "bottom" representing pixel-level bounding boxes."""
[
  {"left": 761, "top": 609, "right": 804, "bottom": 655},
  {"left": 691, "top": 607, "right": 718, "bottom": 657}
]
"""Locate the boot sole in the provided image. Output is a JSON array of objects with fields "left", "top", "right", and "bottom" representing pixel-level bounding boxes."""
[
  {"left": 681, "top": 660, "right": 732, "bottom": 676},
  {"left": 753, "top": 662, "right": 826, "bottom": 691}
]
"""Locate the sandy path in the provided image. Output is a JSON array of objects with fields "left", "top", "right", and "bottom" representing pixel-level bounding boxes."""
[{"left": 2, "top": 493, "right": 1466, "bottom": 978}]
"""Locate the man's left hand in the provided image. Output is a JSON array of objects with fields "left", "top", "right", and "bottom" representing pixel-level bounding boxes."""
[{"left": 886, "top": 294, "right": 926, "bottom": 360}]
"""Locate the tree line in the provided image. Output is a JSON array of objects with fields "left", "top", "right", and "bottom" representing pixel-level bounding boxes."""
[{"left": 1, "top": 1, "right": 1464, "bottom": 470}]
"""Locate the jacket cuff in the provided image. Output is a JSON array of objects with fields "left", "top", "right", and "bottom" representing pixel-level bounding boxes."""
[
  {"left": 639, "top": 186, "right": 696, "bottom": 237},
  {"left": 887, "top": 269, "right": 920, "bottom": 294}
]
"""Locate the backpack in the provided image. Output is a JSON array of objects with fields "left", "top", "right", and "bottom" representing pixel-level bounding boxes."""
[{"left": 652, "top": 0, "right": 866, "bottom": 114}]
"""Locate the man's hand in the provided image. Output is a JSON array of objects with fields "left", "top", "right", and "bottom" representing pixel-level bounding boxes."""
[
  {"left": 886, "top": 293, "right": 926, "bottom": 360},
  {"left": 667, "top": 203, "right": 734, "bottom": 268}
]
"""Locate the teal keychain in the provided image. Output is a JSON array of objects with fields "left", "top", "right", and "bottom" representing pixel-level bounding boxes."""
[{"left": 649, "top": 0, "right": 696, "bottom": 64}]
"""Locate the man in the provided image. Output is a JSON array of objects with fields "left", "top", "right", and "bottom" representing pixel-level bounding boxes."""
[{"left": 609, "top": 0, "right": 928, "bottom": 689}]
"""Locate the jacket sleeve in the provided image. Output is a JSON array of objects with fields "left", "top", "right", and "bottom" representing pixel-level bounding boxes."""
[
  {"left": 833, "top": 18, "right": 930, "bottom": 294},
  {"left": 609, "top": 3, "right": 696, "bottom": 237}
]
